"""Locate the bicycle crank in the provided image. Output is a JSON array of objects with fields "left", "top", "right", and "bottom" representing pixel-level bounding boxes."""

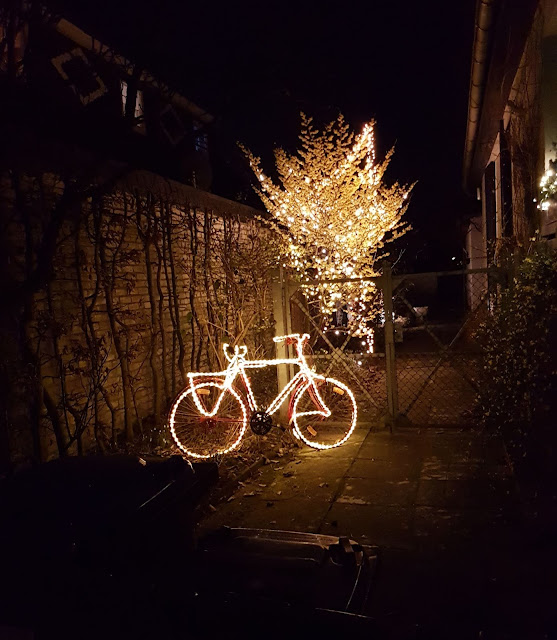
[{"left": 250, "top": 411, "right": 273, "bottom": 436}]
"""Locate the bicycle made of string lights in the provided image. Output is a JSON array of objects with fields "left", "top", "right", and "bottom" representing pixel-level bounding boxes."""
[{"left": 168, "top": 333, "right": 357, "bottom": 459}]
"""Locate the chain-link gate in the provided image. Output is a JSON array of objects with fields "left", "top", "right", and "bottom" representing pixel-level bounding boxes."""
[
  {"left": 390, "top": 268, "right": 499, "bottom": 426},
  {"left": 272, "top": 266, "right": 500, "bottom": 429}
]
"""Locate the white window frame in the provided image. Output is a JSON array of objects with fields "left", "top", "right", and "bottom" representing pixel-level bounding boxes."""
[{"left": 120, "top": 79, "right": 146, "bottom": 132}]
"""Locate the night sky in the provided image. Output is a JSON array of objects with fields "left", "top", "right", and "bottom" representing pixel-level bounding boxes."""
[{"left": 56, "top": 0, "right": 478, "bottom": 271}]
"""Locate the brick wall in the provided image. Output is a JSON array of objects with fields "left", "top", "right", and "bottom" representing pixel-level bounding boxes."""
[{"left": 1, "top": 170, "right": 275, "bottom": 463}]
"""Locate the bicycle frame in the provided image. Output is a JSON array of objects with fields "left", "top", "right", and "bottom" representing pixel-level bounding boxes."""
[
  {"left": 187, "top": 334, "right": 330, "bottom": 420},
  {"left": 170, "top": 332, "right": 358, "bottom": 457}
]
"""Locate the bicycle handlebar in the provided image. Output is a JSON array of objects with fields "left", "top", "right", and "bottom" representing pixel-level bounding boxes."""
[
  {"left": 273, "top": 333, "right": 310, "bottom": 345},
  {"left": 223, "top": 334, "right": 309, "bottom": 363},
  {"left": 222, "top": 343, "right": 248, "bottom": 362}
]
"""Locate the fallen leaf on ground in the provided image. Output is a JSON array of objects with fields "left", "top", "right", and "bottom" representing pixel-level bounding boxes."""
[
  {"left": 208, "top": 504, "right": 217, "bottom": 512},
  {"left": 244, "top": 492, "right": 256, "bottom": 497}
]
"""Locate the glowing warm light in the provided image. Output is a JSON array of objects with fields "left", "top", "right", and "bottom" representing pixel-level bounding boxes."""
[
  {"left": 292, "top": 376, "right": 357, "bottom": 450},
  {"left": 241, "top": 113, "right": 413, "bottom": 353},
  {"left": 169, "top": 334, "right": 357, "bottom": 458},
  {"left": 539, "top": 164, "right": 557, "bottom": 211},
  {"left": 169, "top": 383, "right": 247, "bottom": 459}
]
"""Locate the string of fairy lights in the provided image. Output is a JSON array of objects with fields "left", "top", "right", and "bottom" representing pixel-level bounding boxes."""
[
  {"left": 169, "top": 335, "right": 357, "bottom": 458},
  {"left": 242, "top": 113, "right": 413, "bottom": 352},
  {"left": 539, "top": 164, "right": 557, "bottom": 211}
]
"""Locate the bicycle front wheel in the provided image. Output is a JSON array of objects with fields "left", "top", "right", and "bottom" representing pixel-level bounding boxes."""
[
  {"left": 169, "top": 382, "right": 247, "bottom": 459},
  {"left": 293, "top": 377, "right": 357, "bottom": 449}
]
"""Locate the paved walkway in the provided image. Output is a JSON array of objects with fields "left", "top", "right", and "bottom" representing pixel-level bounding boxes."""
[{"left": 200, "top": 428, "right": 557, "bottom": 638}]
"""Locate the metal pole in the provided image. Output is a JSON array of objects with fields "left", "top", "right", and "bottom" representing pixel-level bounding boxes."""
[
  {"left": 271, "top": 266, "right": 292, "bottom": 425},
  {"left": 382, "top": 263, "right": 398, "bottom": 430}
]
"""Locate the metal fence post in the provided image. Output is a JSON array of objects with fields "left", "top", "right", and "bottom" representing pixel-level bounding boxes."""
[
  {"left": 382, "top": 262, "right": 398, "bottom": 430},
  {"left": 271, "top": 265, "right": 292, "bottom": 425}
]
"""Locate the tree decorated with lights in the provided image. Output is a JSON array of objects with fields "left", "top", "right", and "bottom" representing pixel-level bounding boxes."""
[{"left": 242, "top": 113, "right": 413, "bottom": 351}]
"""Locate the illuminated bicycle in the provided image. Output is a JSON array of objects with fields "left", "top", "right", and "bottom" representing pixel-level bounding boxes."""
[{"left": 169, "top": 333, "right": 357, "bottom": 459}]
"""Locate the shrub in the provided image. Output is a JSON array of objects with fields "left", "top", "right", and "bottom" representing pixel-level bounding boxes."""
[{"left": 475, "top": 244, "right": 557, "bottom": 451}]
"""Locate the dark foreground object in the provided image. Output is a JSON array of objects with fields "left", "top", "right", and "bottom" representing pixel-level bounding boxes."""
[
  {"left": 0, "top": 455, "right": 379, "bottom": 639},
  {"left": 0, "top": 455, "right": 216, "bottom": 639},
  {"left": 191, "top": 527, "right": 379, "bottom": 639}
]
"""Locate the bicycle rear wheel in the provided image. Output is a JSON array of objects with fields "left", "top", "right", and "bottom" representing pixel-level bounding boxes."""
[
  {"left": 293, "top": 377, "right": 357, "bottom": 449},
  {"left": 169, "top": 382, "right": 247, "bottom": 459}
]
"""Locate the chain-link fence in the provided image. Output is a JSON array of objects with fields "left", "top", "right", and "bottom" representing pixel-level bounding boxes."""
[
  {"left": 391, "top": 270, "right": 492, "bottom": 426},
  {"left": 281, "top": 268, "right": 499, "bottom": 429},
  {"left": 305, "top": 352, "right": 387, "bottom": 424}
]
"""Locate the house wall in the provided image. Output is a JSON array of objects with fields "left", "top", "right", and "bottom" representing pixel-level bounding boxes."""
[
  {"left": 1, "top": 171, "right": 275, "bottom": 463},
  {"left": 508, "top": 9, "right": 543, "bottom": 244},
  {"left": 475, "top": 7, "right": 544, "bottom": 258},
  {"left": 541, "top": 22, "right": 557, "bottom": 239}
]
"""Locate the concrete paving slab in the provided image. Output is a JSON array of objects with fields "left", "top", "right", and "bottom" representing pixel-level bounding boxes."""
[
  {"left": 419, "top": 476, "right": 518, "bottom": 511},
  {"left": 197, "top": 427, "right": 544, "bottom": 635},
  {"left": 460, "top": 436, "right": 510, "bottom": 465},
  {"left": 447, "top": 458, "right": 511, "bottom": 480},
  {"left": 413, "top": 505, "right": 512, "bottom": 543},
  {"left": 420, "top": 455, "right": 449, "bottom": 480},
  {"left": 344, "top": 427, "right": 370, "bottom": 442},
  {"left": 253, "top": 472, "right": 342, "bottom": 503},
  {"left": 285, "top": 454, "right": 354, "bottom": 478},
  {"left": 320, "top": 503, "right": 414, "bottom": 548},
  {"left": 416, "top": 479, "right": 447, "bottom": 506},
  {"left": 444, "top": 477, "right": 517, "bottom": 509},
  {"left": 349, "top": 457, "right": 421, "bottom": 480},
  {"left": 228, "top": 457, "right": 344, "bottom": 501},
  {"left": 297, "top": 439, "right": 364, "bottom": 460},
  {"left": 201, "top": 494, "right": 329, "bottom": 533},
  {"left": 357, "top": 435, "right": 421, "bottom": 461},
  {"left": 338, "top": 476, "right": 418, "bottom": 506},
  {"left": 419, "top": 432, "right": 473, "bottom": 458}
]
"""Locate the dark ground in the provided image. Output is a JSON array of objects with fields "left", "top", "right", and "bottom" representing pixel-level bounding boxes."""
[{"left": 199, "top": 427, "right": 557, "bottom": 639}]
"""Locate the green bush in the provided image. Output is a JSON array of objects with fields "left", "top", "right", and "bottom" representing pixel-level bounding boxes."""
[{"left": 475, "top": 244, "right": 557, "bottom": 445}]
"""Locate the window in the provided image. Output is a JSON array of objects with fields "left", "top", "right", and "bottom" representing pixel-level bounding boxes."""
[
  {"left": 51, "top": 48, "right": 106, "bottom": 105},
  {"left": 193, "top": 121, "right": 208, "bottom": 152},
  {"left": 120, "top": 79, "right": 145, "bottom": 131}
]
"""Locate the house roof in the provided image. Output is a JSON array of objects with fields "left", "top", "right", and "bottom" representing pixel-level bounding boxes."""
[
  {"left": 53, "top": 17, "right": 214, "bottom": 125},
  {"left": 463, "top": 0, "right": 539, "bottom": 193}
]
